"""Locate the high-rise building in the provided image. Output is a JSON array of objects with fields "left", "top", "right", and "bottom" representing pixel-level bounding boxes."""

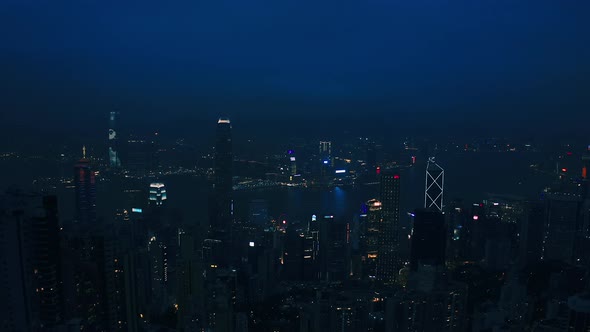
[
  {"left": 288, "top": 150, "right": 297, "bottom": 176},
  {"left": 210, "top": 117, "right": 233, "bottom": 243},
  {"left": 543, "top": 192, "right": 582, "bottom": 263},
  {"left": 0, "top": 191, "right": 64, "bottom": 331},
  {"left": 74, "top": 150, "right": 97, "bottom": 224},
  {"left": 126, "top": 137, "right": 156, "bottom": 177},
  {"left": 109, "top": 111, "right": 121, "bottom": 168},
  {"left": 519, "top": 201, "right": 545, "bottom": 266},
  {"left": 410, "top": 208, "right": 446, "bottom": 270},
  {"left": 148, "top": 182, "right": 167, "bottom": 207},
  {"left": 425, "top": 157, "right": 444, "bottom": 212},
  {"left": 377, "top": 172, "right": 401, "bottom": 283},
  {"left": 319, "top": 141, "right": 332, "bottom": 161},
  {"left": 364, "top": 199, "right": 382, "bottom": 279}
]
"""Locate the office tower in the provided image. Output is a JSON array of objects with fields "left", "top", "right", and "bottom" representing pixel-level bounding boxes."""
[
  {"left": 108, "top": 111, "right": 121, "bottom": 167},
  {"left": 410, "top": 208, "right": 446, "bottom": 271},
  {"left": 319, "top": 141, "right": 332, "bottom": 163},
  {"left": 176, "top": 232, "right": 204, "bottom": 330},
  {"left": 425, "top": 157, "right": 444, "bottom": 211},
  {"left": 377, "top": 172, "right": 401, "bottom": 283},
  {"left": 288, "top": 150, "right": 297, "bottom": 175},
  {"left": 543, "top": 192, "right": 582, "bottom": 263},
  {"left": 210, "top": 117, "right": 233, "bottom": 243},
  {"left": 283, "top": 227, "right": 305, "bottom": 280},
  {"left": 519, "top": 201, "right": 545, "bottom": 266},
  {"left": 316, "top": 215, "right": 348, "bottom": 281},
  {"left": 364, "top": 199, "right": 382, "bottom": 279},
  {"left": 0, "top": 191, "right": 64, "bottom": 331},
  {"left": 148, "top": 182, "right": 167, "bottom": 207},
  {"left": 74, "top": 149, "right": 97, "bottom": 224}
]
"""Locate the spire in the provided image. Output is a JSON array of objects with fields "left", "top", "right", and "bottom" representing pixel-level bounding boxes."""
[{"left": 82, "top": 145, "right": 87, "bottom": 159}]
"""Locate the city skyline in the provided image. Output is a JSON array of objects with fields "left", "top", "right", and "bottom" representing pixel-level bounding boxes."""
[{"left": 1, "top": 1, "right": 590, "bottom": 331}]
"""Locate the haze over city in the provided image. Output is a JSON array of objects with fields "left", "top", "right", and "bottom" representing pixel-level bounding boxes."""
[{"left": 1, "top": 1, "right": 589, "bottom": 332}]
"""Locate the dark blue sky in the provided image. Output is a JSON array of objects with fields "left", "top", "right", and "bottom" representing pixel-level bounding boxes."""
[{"left": 1, "top": 0, "right": 589, "bottom": 142}]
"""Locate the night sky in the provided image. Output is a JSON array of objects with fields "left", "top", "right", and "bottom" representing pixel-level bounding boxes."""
[{"left": 1, "top": 0, "right": 589, "bottom": 142}]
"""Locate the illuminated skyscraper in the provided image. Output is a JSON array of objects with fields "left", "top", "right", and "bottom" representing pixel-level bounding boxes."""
[
  {"left": 74, "top": 148, "right": 97, "bottom": 224},
  {"left": 319, "top": 141, "right": 332, "bottom": 165},
  {"left": 108, "top": 111, "right": 121, "bottom": 167},
  {"left": 377, "top": 172, "right": 401, "bottom": 283},
  {"left": 149, "top": 182, "right": 167, "bottom": 207},
  {"left": 288, "top": 150, "right": 297, "bottom": 175},
  {"left": 364, "top": 199, "right": 382, "bottom": 279}
]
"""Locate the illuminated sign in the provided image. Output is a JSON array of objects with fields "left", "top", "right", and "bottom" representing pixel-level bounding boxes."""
[
  {"left": 290, "top": 157, "right": 296, "bottom": 162},
  {"left": 132, "top": 208, "right": 143, "bottom": 213},
  {"left": 249, "top": 242, "right": 255, "bottom": 247},
  {"left": 335, "top": 169, "right": 346, "bottom": 174},
  {"left": 323, "top": 160, "right": 329, "bottom": 164}
]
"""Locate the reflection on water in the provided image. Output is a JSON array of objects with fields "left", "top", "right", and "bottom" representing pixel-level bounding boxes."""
[{"left": 0, "top": 151, "right": 554, "bottom": 227}]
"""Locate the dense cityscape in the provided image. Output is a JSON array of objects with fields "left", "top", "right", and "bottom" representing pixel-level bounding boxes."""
[
  {"left": 1, "top": 113, "right": 590, "bottom": 331},
  {"left": 1, "top": 1, "right": 589, "bottom": 331}
]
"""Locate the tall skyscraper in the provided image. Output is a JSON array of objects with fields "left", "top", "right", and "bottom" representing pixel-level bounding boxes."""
[
  {"left": 377, "top": 171, "right": 401, "bottom": 283},
  {"left": 74, "top": 149, "right": 97, "bottom": 224},
  {"left": 410, "top": 208, "right": 446, "bottom": 270},
  {"left": 542, "top": 192, "right": 582, "bottom": 263},
  {"left": 425, "top": 157, "right": 444, "bottom": 211},
  {"left": 364, "top": 199, "right": 382, "bottom": 280},
  {"left": 108, "top": 111, "right": 121, "bottom": 168},
  {"left": 208, "top": 118, "right": 233, "bottom": 264},
  {"left": 319, "top": 141, "right": 333, "bottom": 166}
]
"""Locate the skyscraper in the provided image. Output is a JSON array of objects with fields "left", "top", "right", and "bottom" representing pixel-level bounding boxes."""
[
  {"left": 364, "top": 199, "right": 382, "bottom": 280},
  {"left": 542, "top": 192, "right": 582, "bottom": 263},
  {"left": 0, "top": 191, "right": 64, "bottom": 330},
  {"left": 410, "top": 208, "right": 446, "bottom": 270},
  {"left": 208, "top": 118, "right": 233, "bottom": 263},
  {"left": 425, "top": 157, "right": 444, "bottom": 212},
  {"left": 74, "top": 149, "right": 97, "bottom": 224},
  {"left": 148, "top": 182, "right": 167, "bottom": 207},
  {"left": 108, "top": 111, "right": 121, "bottom": 168},
  {"left": 377, "top": 172, "right": 401, "bottom": 283},
  {"left": 319, "top": 141, "right": 333, "bottom": 166}
]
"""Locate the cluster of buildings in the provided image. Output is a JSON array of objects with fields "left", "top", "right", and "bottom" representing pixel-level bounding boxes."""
[{"left": 2, "top": 114, "right": 590, "bottom": 332}]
